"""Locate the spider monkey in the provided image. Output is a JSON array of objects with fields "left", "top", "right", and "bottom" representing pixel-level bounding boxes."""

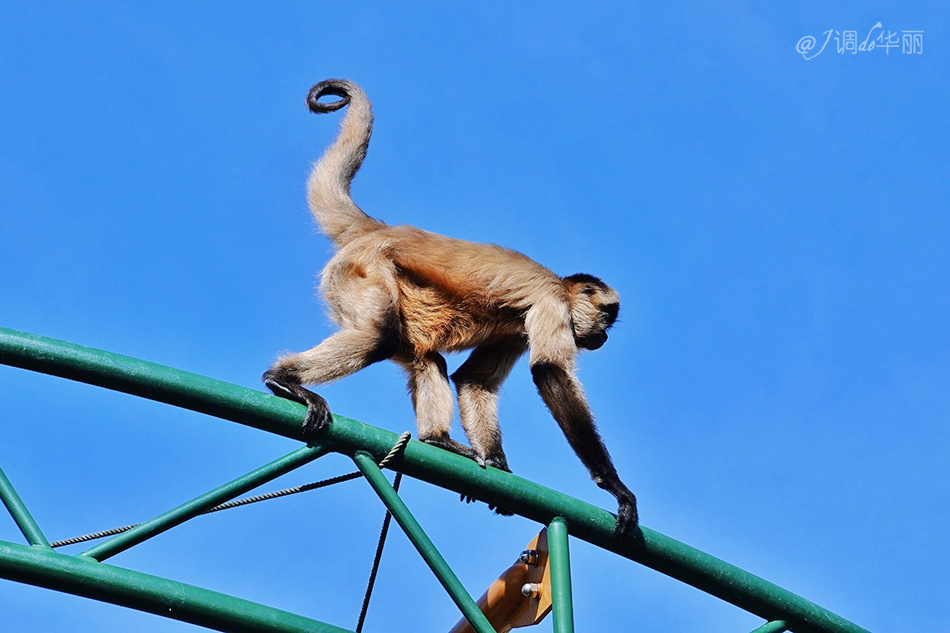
[{"left": 264, "top": 79, "right": 638, "bottom": 538}]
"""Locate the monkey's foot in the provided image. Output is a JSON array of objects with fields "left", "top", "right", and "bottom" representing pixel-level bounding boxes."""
[
  {"left": 459, "top": 454, "right": 513, "bottom": 515},
  {"left": 263, "top": 372, "right": 332, "bottom": 437},
  {"left": 422, "top": 435, "right": 480, "bottom": 462},
  {"left": 459, "top": 493, "right": 514, "bottom": 516},
  {"left": 480, "top": 454, "right": 511, "bottom": 473}
]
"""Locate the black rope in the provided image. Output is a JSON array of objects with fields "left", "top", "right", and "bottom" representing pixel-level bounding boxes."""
[
  {"left": 49, "top": 471, "right": 362, "bottom": 548},
  {"left": 49, "top": 432, "right": 413, "bottom": 550},
  {"left": 356, "top": 470, "right": 402, "bottom": 633}
]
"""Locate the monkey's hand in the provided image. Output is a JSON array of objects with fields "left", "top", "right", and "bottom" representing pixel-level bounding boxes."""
[
  {"left": 614, "top": 492, "right": 639, "bottom": 539},
  {"left": 263, "top": 371, "right": 333, "bottom": 436},
  {"left": 598, "top": 478, "right": 639, "bottom": 539}
]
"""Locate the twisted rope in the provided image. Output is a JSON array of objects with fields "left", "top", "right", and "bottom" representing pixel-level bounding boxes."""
[
  {"left": 356, "top": 470, "right": 402, "bottom": 633},
  {"left": 49, "top": 432, "right": 413, "bottom": 549}
]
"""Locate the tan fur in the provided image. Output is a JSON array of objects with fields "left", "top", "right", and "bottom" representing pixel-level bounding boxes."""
[
  {"left": 454, "top": 339, "right": 526, "bottom": 462},
  {"left": 322, "top": 226, "right": 551, "bottom": 357}
]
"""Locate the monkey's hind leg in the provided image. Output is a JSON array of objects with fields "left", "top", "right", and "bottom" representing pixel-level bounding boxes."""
[
  {"left": 398, "top": 353, "right": 480, "bottom": 462},
  {"left": 449, "top": 340, "right": 527, "bottom": 517},
  {"left": 451, "top": 339, "right": 527, "bottom": 473},
  {"left": 264, "top": 321, "right": 399, "bottom": 436}
]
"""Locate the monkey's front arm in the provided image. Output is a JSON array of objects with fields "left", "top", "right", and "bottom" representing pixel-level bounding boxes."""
[{"left": 530, "top": 361, "right": 639, "bottom": 538}]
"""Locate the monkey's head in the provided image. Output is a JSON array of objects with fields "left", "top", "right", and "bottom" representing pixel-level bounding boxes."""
[{"left": 562, "top": 273, "right": 620, "bottom": 351}]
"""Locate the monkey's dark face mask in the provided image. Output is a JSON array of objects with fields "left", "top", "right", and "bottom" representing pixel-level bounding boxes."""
[
  {"left": 566, "top": 279, "right": 619, "bottom": 352},
  {"left": 574, "top": 304, "right": 617, "bottom": 350},
  {"left": 576, "top": 330, "right": 609, "bottom": 350}
]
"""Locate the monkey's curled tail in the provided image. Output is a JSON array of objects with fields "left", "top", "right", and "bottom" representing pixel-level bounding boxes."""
[{"left": 306, "top": 79, "right": 380, "bottom": 247}]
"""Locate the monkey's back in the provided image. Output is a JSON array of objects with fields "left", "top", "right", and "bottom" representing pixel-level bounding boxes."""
[{"left": 322, "top": 224, "right": 567, "bottom": 355}]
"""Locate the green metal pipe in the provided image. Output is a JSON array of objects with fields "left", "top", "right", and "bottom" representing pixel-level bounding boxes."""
[
  {"left": 0, "top": 328, "right": 871, "bottom": 633},
  {"left": 0, "top": 327, "right": 296, "bottom": 439},
  {"left": 81, "top": 445, "right": 328, "bottom": 561},
  {"left": 0, "top": 539, "right": 351, "bottom": 633},
  {"left": 0, "top": 466, "right": 51, "bottom": 548},
  {"left": 352, "top": 451, "right": 494, "bottom": 633},
  {"left": 547, "top": 517, "right": 574, "bottom": 633},
  {"left": 751, "top": 621, "right": 789, "bottom": 633}
]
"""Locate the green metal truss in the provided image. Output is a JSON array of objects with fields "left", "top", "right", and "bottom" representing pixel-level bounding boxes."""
[{"left": 0, "top": 326, "right": 870, "bottom": 633}]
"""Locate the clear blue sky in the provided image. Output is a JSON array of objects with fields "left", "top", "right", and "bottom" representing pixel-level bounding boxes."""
[{"left": 1, "top": 3, "right": 946, "bottom": 632}]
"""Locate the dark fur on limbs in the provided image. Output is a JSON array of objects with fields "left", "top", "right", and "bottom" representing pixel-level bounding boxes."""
[
  {"left": 531, "top": 361, "right": 638, "bottom": 537},
  {"left": 263, "top": 368, "right": 332, "bottom": 435}
]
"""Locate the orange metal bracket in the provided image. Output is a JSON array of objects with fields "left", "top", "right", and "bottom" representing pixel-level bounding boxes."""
[{"left": 449, "top": 528, "right": 552, "bottom": 633}]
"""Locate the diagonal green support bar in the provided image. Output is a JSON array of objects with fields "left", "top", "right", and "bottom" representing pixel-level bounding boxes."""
[
  {"left": 0, "top": 466, "right": 51, "bottom": 548},
  {"left": 0, "top": 327, "right": 872, "bottom": 633},
  {"left": 352, "top": 451, "right": 494, "bottom": 633},
  {"left": 0, "top": 539, "right": 352, "bottom": 633},
  {"left": 548, "top": 517, "right": 574, "bottom": 633},
  {"left": 751, "top": 621, "right": 789, "bottom": 633},
  {"left": 81, "top": 444, "right": 329, "bottom": 561}
]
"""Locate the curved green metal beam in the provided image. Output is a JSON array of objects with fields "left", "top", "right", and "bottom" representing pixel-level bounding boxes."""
[
  {"left": 0, "top": 540, "right": 350, "bottom": 633},
  {"left": 0, "top": 327, "right": 870, "bottom": 633}
]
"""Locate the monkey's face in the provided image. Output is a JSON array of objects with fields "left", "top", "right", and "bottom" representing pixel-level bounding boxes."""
[{"left": 563, "top": 274, "right": 620, "bottom": 351}]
